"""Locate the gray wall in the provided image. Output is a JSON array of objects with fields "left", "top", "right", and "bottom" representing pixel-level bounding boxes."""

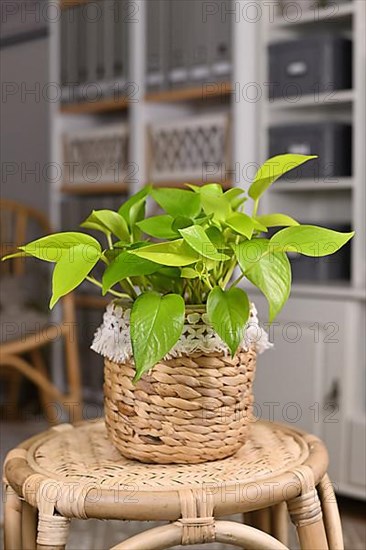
[{"left": 1, "top": 36, "right": 50, "bottom": 215}]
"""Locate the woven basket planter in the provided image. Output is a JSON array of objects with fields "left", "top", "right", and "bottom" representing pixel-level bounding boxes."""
[
  {"left": 104, "top": 349, "right": 256, "bottom": 464},
  {"left": 92, "top": 301, "right": 270, "bottom": 464}
]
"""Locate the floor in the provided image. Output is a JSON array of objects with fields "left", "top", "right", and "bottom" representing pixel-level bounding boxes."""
[{"left": 1, "top": 419, "right": 365, "bottom": 550}]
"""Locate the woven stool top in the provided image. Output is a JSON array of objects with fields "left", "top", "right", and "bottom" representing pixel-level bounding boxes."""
[{"left": 26, "top": 419, "right": 309, "bottom": 492}]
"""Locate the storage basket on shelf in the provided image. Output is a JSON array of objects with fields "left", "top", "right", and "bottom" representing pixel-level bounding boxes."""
[
  {"left": 147, "top": 112, "right": 231, "bottom": 185},
  {"left": 92, "top": 302, "right": 270, "bottom": 464},
  {"left": 63, "top": 123, "right": 130, "bottom": 186}
]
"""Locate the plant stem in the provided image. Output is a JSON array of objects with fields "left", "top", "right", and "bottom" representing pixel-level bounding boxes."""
[
  {"left": 252, "top": 199, "right": 259, "bottom": 217},
  {"left": 106, "top": 233, "right": 113, "bottom": 250},
  {"left": 86, "top": 276, "right": 130, "bottom": 299},
  {"left": 231, "top": 272, "right": 245, "bottom": 288},
  {"left": 125, "top": 277, "right": 138, "bottom": 299}
]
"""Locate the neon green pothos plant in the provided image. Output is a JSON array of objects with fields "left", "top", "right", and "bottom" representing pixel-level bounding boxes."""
[{"left": 3, "top": 155, "right": 354, "bottom": 380}]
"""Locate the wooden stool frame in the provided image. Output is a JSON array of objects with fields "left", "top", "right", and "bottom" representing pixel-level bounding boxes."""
[{"left": 3, "top": 420, "right": 344, "bottom": 550}]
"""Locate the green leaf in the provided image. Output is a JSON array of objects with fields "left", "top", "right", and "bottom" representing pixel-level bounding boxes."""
[
  {"left": 233, "top": 239, "right": 291, "bottom": 322},
  {"left": 206, "top": 226, "right": 225, "bottom": 249},
  {"left": 118, "top": 185, "right": 151, "bottom": 226},
  {"left": 256, "top": 213, "right": 299, "bottom": 228},
  {"left": 129, "top": 239, "right": 199, "bottom": 266},
  {"left": 121, "top": 188, "right": 150, "bottom": 241},
  {"left": 81, "top": 210, "right": 129, "bottom": 242},
  {"left": 181, "top": 267, "right": 199, "bottom": 279},
  {"left": 271, "top": 225, "right": 355, "bottom": 257},
  {"left": 252, "top": 219, "right": 268, "bottom": 232},
  {"left": 151, "top": 188, "right": 201, "bottom": 218},
  {"left": 201, "top": 192, "right": 232, "bottom": 223},
  {"left": 18, "top": 232, "right": 100, "bottom": 262},
  {"left": 226, "top": 213, "right": 255, "bottom": 239},
  {"left": 102, "top": 252, "right": 159, "bottom": 294},
  {"left": 130, "top": 292, "right": 185, "bottom": 380},
  {"left": 136, "top": 215, "right": 178, "bottom": 239},
  {"left": 179, "top": 225, "right": 229, "bottom": 261},
  {"left": 171, "top": 216, "right": 193, "bottom": 232},
  {"left": 50, "top": 244, "right": 101, "bottom": 308},
  {"left": 187, "top": 183, "right": 223, "bottom": 194},
  {"left": 224, "top": 187, "right": 247, "bottom": 209},
  {"left": 248, "top": 154, "right": 317, "bottom": 200},
  {"left": 207, "top": 286, "right": 250, "bottom": 356}
]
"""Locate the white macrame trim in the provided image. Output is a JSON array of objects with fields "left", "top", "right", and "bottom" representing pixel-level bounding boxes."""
[{"left": 91, "top": 300, "right": 273, "bottom": 363}]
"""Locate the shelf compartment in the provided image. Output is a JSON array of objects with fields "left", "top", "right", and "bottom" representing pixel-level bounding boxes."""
[
  {"left": 145, "top": 82, "right": 232, "bottom": 103},
  {"left": 268, "top": 89, "right": 354, "bottom": 109},
  {"left": 274, "top": 2, "right": 354, "bottom": 27},
  {"left": 270, "top": 178, "right": 353, "bottom": 192},
  {"left": 61, "top": 183, "right": 129, "bottom": 195},
  {"left": 60, "top": 97, "right": 129, "bottom": 115}
]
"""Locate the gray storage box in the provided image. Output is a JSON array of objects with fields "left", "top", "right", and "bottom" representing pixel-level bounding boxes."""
[
  {"left": 269, "top": 123, "right": 352, "bottom": 179},
  {"left": 268, "top": 35, "right": 352, "bottom": 99},
  {"left": 146, "top": 0, "right": 169, "bottom": 91}
]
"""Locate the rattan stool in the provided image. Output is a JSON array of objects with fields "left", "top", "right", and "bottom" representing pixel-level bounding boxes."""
[{"left": 3, "top": 419, "right": 343, "bottom": 550}]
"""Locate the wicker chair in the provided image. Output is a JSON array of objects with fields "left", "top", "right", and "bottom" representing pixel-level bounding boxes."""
[{"left": 0, "top": 198, "right": 82, "bottom": 423}]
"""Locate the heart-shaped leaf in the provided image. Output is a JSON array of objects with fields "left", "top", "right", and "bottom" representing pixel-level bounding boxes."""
[
  {"left": 118, "top": 185, "right": 150, "bottom": 226},
  {"left": 226, "top": 213, "right": 255, "bottom": 239},
  {"left": 151, "top": 188, "right": 201, "bottom": 218},
  {"left": 137, "top": 215, "right": 179, "bottom": 239},
  {"left": 50, "top": 244, "right": 101, "bottom": 307},
  {"left": 271, "top": 225, "right": 354, "bottom": 256},
  {"left": 207, "top": 286, "right": 250, "bottom": 356},
  {"left": 179, "top": 225, "right": 229, "bottom": 261},
  {"left": 102, "top": 252, "right": 159, "bottom": 294},
  {"left": 248, "top": 154, "right": 317, "bottom": 200},
  {"left": 129, "top": 239, "right": 199, "bottom": 266},
  {"left": 130, "top": 292, "right": 185, "bottom": 380},
  {"left": 256, "top": 213, "right": 299, "bottom": 228},
  {"left": 233, "top": 239, "right": 291, "bottom": 322},
  {"left": 18, "top": 232, "right": 100, "bottom": 262},
  {"left": 81, "top": 210, "right": 129, "bottom": 242}
]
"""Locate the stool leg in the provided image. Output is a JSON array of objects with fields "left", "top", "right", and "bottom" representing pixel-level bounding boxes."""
[
  {"left": 36, "top": 513, "right": 70, "bottom": 550},
  {"left": 22, "top": 501, "right": 37, "bottom": 550},
  {"left": 249, "top": 508, "right": 272, "bottom": 533},
  {"left": 4, "top": 485, "right": 22, "bottom": 550},
  {"left": 288, "top": 489, "right": 329, "bottom": 550},
  {"left": 271, "top": 503, "right": 289, "bottom": 546},
  {"left": 318, "top": 474, "right": 344, "bottom": 550}
]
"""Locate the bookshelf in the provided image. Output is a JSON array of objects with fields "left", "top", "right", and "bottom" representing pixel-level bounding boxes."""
[{"left": 49, "top": 0, "right": 366, "bottom": 498}]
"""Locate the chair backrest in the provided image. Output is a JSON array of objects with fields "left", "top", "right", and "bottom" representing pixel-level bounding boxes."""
[{"left": 0, "top": 198, "right": 52, "bottom": 276}]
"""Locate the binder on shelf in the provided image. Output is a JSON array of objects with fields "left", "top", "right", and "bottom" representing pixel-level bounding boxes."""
[
  {"left": 77, "top": 4, "right": 88, "bottom": 86},
  {"left": 113, "top": 0, "right": 128, "bottom": 90},
  {"left": 189, "top": 0, "right": 211, "bottom": 84},
  {"left": 60, "top": 9, "right": 68, "bottom": 87},
  {"left": 96, "top": 1, "right": 105, "bottom": 83},
  {"left": 210, "top": 0, "right": 233, "bottom": 81},
  {"left": 168, "top": 0, "right": 189, "bottom": 87},
  {"left": 102, "top": 0, "right": 116, "bottom": 95},
  {"left": 86, "top": 3, "right": 99, "bottom": 86},
  {"left": 146, "top": 0, "right": 169, "bottom": 91},
  {"left": 61, "top": 7, "right": 79, "bottom": 102}
]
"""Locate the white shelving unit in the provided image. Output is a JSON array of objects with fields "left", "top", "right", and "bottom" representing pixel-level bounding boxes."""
[
  {"left": 254, "top": 0, "right": 366, "bottom": 499},
  {"left": 48, "top": 0, "right": 365, "bottom": 497}
]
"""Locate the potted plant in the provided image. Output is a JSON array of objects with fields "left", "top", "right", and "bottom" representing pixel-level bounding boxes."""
[{"left": 3, "top": 154, "right": 354, "bottom": 464}]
